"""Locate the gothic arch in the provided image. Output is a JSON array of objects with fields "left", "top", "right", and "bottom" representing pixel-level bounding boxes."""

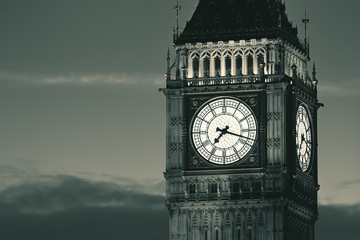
[
  {"left": 244, "top": 48, "right": 255, "bottom": 57},
  {"left": 190, "top": 51, "right": 200, "bottom": 59},
  {"left": 200, "top": 50, "right": 211, "bottom": 59},
  {"left": 234, "top": 48, "right": 244, "bottom": 57},
  {"left": 211, "top": 50, "right": 222, "bottom": 58},
  {"left": 223, "top": 49, "right": 233, "bottom": 58}
]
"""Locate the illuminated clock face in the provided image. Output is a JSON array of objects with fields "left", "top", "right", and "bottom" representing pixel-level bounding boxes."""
[
  {"left": 191, "top": 97, "right": 257, "bottom": 165},
  {"left": 296, "top": 105, "right": 312, "bottom": 171}
]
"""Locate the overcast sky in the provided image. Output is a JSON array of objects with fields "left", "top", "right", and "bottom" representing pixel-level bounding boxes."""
[{"left": 0, "top": 0, "right": 359, "bottom": 239}]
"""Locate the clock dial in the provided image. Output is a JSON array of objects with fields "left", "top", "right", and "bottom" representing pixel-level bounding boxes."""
[
  {"left": 191, "top": 97, "right": 257, "bottom": 165},
  {"left": 296, "top": 105, "right": 312, "bottom": 171}
]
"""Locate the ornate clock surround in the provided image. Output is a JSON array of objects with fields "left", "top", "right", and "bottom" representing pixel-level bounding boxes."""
[
  {"left": 184, "top": 90, "right": 267, "bottom": 170},
  {"left": 293, "top": 91, "right": 317, "bottom": 176}
]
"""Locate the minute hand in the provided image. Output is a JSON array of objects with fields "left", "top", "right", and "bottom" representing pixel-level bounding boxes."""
[{"left": 225, "top": 130, "right": 252, "bottom": 140}]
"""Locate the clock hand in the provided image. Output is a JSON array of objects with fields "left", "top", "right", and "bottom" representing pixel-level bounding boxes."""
[
  {"left": 224, "top": 129, "right": 253, "bottom": 141},
  {"left": 214, "top": 126, "right": 230, "bottom": 144},
  {"left": 299, "top": 133, "right": 306, "bottom": 151},
  {"left": 214, "top": 133, "right": 223, "bottom": 144},
  {"left": 301, "top": 134, "right": 305, "bottom": 144}
]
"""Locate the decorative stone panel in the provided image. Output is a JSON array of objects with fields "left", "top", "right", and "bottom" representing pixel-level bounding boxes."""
[
  {"left": 267, "top": 138, "right": 281, "bottom": 149},
  {"left": 267, "top": 112, "right": 281, "bottom": 122}
]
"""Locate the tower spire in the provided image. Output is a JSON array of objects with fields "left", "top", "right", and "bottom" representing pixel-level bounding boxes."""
[
  {"left": 174, "top": 0, "right": 182, "bottom": 41},
  {"left": 302, "top": 10, "right": 310, "bottom": 55}
]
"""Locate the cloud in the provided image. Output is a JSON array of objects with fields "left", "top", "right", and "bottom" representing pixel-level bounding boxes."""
[
  {"left": 0, "top": 160, "right": 165, "bottom": 202},
  {"left": 0, "top": 174, "right": 164, "bottom": 214},
  {"left": 337, "top": 178, "right": 360, "bottom": 188},
  {"left": 0, "top": 167, "right": 360, "bottom": 240},
  {"left": 0, "top": 168, "right": 169, "bottom": 239},
  {"left": 0, "top": 205, "right": 169, "bottom": 240},
  {"left": 0, "top": 69, "right": 164, "bottom": 86},
  {"left": 319, "top": 79, "right": 360, "bottom": 97},
  {"left": 317, "top": 204, "right": 360, "bottom": 240}
]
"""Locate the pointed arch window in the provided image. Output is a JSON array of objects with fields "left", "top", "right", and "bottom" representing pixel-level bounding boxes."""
[
  {"left": 237, "top": 229, "right": 241, "bottom": 240},
  {"left": 225, "top": 56, "right": 232, "bottom": 76},
  {"left": 214, "top": 57, "right": 221, "bottom": 76},
  {"left": 210, "top": 182, "right": 218, "bottom": 193},
  {"left": 257, "top": 52, "right": 265, "bottom": 74},
  {"left": 247, "top": 55, "right": 254, "bottom": 75},
  {"left": 216, "top": 229, "right": 219, "bottom": 240},
  {"left": 236, "top": 55, "right": 243, "bottom": 75},
  {"left": 189, "top": 183, "right": 196, "bottom": 194},
  {"left": 254, "top": 181, "right": 262, "bottom": 198},
  {"left": 203, "top": 57, "right": 210, "bottom": 77},
  {"left": 231, "top": 181, "right": 240, "bottom": 199},
  {"left": 193, "top": 57, "right": 199, "bottom": 77}
]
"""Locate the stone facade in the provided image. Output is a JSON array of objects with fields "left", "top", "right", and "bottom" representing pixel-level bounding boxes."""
[{"left": 161, "top": 0, "right": 320, "bottom": 239}]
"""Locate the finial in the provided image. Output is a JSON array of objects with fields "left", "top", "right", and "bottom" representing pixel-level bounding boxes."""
[
  {"left": 302, "top": 10, "right": 310, "bottom": 55},
  {"left": 174, "top": 0, "right": 182, "bottom": 40},
  {"left": 166, "top": 48, "right": 171, "bottom": 80},
  {"left": 312, "top": 62, "right": 318, "bottom": 86},
  {"left": 312, "top": 62, "right": 316, "bottom": 74}
]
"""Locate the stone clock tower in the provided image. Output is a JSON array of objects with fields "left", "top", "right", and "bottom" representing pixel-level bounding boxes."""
[{"left": 160, "top": 0, "right": 322, "bottom": 239}]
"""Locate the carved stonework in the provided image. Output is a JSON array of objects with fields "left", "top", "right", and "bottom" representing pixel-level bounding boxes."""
[
  {"left": 225, "top": 212, "right": 231, "bottom": 228},
  {"left": 192, "top": 213, "right": 198, "bottom": 229},
  {"left": 247, "top": 209, "right": 252, "bottom": 227},
  {"left": 214, "top": 211, "right": 219, "bottom": 228},
  {"left": 170, "top": 117, "right": 184, "bottom": 127},
  {"left": 267, "top": 138, "right": 281, "bottom": 149},
  {"left": 267, "top": 112, "right": 282, "bottom": 122},
  {"left": 170, "top": 143, "right": 177, "bottom": 153},
  {"left": 171, "top": 117, "right": 178, "bottom": 127},
  {"left": 165, "top": 2, "right": 319, "bottom": 239},
  {"left": 236, "top": 211, "right": 241, "bottom": 227},
  {"left": 258, "top": 208, "right": 264, "bottom": 227},
  {"left": 179, "top": 117, "right": 184, "bottom": 126}
]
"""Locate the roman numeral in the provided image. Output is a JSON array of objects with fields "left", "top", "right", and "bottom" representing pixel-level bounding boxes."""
[
  {"left": 239, "top": 115, "right": 249, "bottom": 122},
  {"left": 203, "top": 140, "right": 211, "bottom": 147}
]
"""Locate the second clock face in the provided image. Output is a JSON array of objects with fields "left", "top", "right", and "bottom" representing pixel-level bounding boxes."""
[
  {"left": 191, "top": 97, "right": 257, "bottom": 165},
  {"left": 296, "top": 105, "right": 312, "bottom": 171}
]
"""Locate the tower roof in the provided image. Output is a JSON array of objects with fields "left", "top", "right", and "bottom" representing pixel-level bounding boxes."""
[{"left": 176, "top": 0, "right": 303, "bottom": 50}]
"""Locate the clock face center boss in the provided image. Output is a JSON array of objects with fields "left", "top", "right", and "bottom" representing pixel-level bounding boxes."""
[{"left": 190, "top": 97, "right": 257, "bottom": 165}]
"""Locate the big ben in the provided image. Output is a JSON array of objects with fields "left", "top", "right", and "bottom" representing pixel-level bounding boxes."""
[{"left": 161, "top": 0, "right": 321, "bottom": 239}]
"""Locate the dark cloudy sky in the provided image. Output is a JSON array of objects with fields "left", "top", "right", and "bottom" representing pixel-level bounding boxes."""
[{"left": 0, "top": 0, "right": 359, "bottom": 239}]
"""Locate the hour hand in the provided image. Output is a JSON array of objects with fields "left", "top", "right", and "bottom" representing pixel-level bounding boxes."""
[
  {"left": 214, "top": 126, "right": 229, "bottom": 144},
  {"left": 214, "top": 133, "right": 223, "bottom": 144},
  {"left": 301, "top": 134, "right": 305, "bottom": 144}
]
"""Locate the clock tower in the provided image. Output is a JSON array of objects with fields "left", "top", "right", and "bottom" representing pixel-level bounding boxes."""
[{"left": 161, "top": 1, "right": 321, "bottom": 240}]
